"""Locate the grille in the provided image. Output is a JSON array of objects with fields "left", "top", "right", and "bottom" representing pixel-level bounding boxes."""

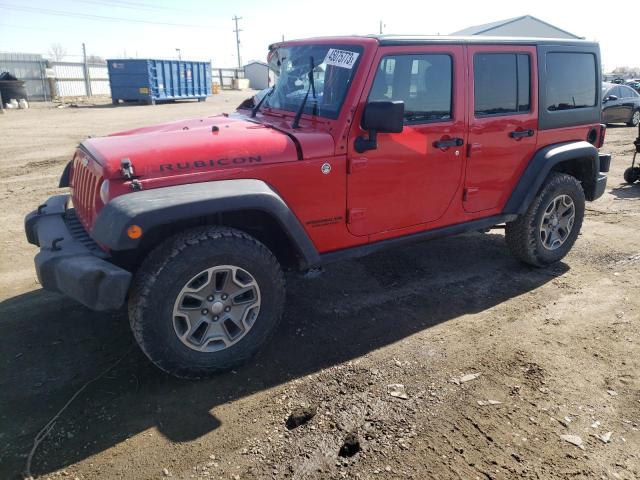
[{"left": 70, "top": 152, "right": 101, "bottom": 229}]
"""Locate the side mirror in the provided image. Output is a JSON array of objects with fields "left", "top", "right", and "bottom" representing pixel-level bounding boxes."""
[{"left": 355, "top": 101, "right": 404, "bottom": 153}]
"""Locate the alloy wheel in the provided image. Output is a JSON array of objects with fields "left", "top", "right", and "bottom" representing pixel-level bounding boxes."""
[
  {"left": 539, "top": 194, "right": 575, "bottom": 250},
  {"left": 172, "top": 265, "right": 261, "bottom": 352}
]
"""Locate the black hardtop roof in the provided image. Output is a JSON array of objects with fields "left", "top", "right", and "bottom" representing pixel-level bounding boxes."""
[
  {"left": 269, "top": 35, "right": 598, "bottom": 49},
  {"left": 371, "top": 34, "right": 598, "bottom": 47}
]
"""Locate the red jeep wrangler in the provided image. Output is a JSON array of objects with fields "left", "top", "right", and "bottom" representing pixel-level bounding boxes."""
[{"left": 25, "top": 36, "right": 610, "bottom": 378}]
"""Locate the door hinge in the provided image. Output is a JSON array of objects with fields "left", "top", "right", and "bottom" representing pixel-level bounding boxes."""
[
  {"left": 348, "top": 157, "right": 368, "bottom": 174},
  {"left": 347, "top": 208, "right": 366, "bottom": 224}
]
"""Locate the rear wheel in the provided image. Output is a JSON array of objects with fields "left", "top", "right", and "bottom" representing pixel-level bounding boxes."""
[
  {"left": 129, "top": 226, "right": 285, "bottom": 379},
  {"left": 505, "top": 172, "right": 585, "bottom": 267},
  {"left": 627, "top": 110, "right": 640, "bottom": 127},
  {"left": 624, "top": 166, "right": 640, "bottom": 184}
]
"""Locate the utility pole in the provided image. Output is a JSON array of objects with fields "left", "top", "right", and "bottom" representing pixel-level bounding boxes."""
[
  {"left": 233, "top": 15, "right": 242, "bottom": 69},
  {"left": 82, "top": 42, "right": 92, "bottom": 98},
  {"left": 175, "top": 48, "right": 182, "bottom": 61},
  {"left": 379, "top": 20, "right": 384, "bottom": 35}
]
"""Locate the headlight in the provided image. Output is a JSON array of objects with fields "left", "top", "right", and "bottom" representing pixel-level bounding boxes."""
[{"left": 99, "top": 179, "right": 110, "bottom": 204}]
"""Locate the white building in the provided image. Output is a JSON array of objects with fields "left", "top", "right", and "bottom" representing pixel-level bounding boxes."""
[
  {"left": 243, "top": 60, "right": 274, "bottom": 91},
  {"left": 452, "top": 15, "right": 583, "bottom": 39}
]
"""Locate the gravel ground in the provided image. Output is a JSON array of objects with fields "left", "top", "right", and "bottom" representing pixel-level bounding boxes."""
[{"left": 0, "top": 95, "right": 639, "bottom": 480}]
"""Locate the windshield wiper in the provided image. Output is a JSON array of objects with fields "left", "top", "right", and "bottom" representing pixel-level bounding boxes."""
[
  {"left": 250, "top": 84, "right": 275, "bottom": 118},
  {"left": 292, "top": 56, "right": 316, "bottom": 129}
]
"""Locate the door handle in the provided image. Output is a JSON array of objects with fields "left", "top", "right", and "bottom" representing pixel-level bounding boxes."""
[
  {"left": 433, "top": 137, "right": 464, "bottom": 149},
  {"left": 509, "top": 129, "right": 535, "bottom": 139}
]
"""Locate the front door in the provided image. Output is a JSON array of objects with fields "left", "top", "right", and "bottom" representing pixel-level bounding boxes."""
[
  {"left": 603, "top": 86, "right": 625, "bottom": 123},
  {"left": 346, "top": 45, "right": 466, "bottom": 237},
  {"left": 463, "top": 45, "right": 538, "bottom": 213}
]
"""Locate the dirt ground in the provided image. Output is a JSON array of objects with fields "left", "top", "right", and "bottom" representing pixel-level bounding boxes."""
[{"left": 1, "top": 94, "right": 639, "bottom": 480}]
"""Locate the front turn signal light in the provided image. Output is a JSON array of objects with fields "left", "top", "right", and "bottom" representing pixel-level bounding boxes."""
[{"left": 127, "top": 224, "right": 143, "bottom": 239}]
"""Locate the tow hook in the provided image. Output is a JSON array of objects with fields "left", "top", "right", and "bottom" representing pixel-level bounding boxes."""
[
  {"left": 301, "top": 267, "right": 324, "bottom": 279},
  {"left": 51, "top": 237, "right": 64, "bottom": 251}
]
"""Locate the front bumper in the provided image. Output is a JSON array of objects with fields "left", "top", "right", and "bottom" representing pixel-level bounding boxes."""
[{"left": 24, "top": 195, "right": 131, "bottom": 311}]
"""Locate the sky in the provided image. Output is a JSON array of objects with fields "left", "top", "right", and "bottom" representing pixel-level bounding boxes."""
[{"left": 0, "top": 0, "right": 636, "bottom": 71}]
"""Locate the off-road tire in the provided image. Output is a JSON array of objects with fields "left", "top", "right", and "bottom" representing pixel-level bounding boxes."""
[
  {"left": 129, "top": 226, "right": 285, "bottom": 379},
  {"left": 627, "top": 110, "right": 640, "bottom": 127},
  {"left": 505, "top": 172, "right": 585, "bottom": 267},
  {"left": 624, "top": 166, "right": 639, "bottom": 184}
]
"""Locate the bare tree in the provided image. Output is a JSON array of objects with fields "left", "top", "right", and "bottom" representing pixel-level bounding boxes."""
[
  {"left": 86, "top": 55, "right": 106, "bottom": 64},
  {"left": 48, "top": 43, "right": 67, "bottom": 62},
  {"left": 612, "top": 66, "right": 640, "bottom": 77}
]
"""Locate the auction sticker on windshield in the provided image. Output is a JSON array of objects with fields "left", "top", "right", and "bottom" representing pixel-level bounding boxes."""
[{"left": 324, "top": 49, "right": 359, "bottom": 69}]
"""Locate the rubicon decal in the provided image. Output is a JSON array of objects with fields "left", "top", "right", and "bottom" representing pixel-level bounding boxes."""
[{"left": 159, "top": 156, "right": 262, "bottom": 172}]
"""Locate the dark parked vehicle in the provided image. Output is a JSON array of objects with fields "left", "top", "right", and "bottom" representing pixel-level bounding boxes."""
[
  {"left": 602, "top": 82, "right": 640, "bottom": 127},
  {"left": 625, "top": 79, "right": 640, "bottom": 93}
]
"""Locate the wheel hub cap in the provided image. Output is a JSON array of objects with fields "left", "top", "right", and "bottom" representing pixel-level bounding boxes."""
[
  {"left": 172, "top": 265, "right": 261, "bottom": 352},
  {"left": 210, "top": 301, "right": 224, "bottom": 315},
  {"left": 539, "top": 194, "right": 575, "bottom": 251}
]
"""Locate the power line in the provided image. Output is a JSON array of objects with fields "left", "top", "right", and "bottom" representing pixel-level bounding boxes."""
[
  {"left": 69, "top": 0, "right": 196, "bottom": 13},
  {"left": 0, "top": 2, "right": 211, "bottom": 29}
]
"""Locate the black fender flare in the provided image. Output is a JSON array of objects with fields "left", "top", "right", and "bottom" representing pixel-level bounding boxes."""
[
  {"left": 503, "top": 141, "right": 600, "bottom": 215},
  {"left": 92, "top": 179, "right": 321, "bottom": 268}
]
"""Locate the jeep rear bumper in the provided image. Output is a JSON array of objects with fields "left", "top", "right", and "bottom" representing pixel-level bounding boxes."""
[
  {"left": 24, "top": 195, "right": 131, "bottom": 311},
  {"left": 592, "top": 173, "right": 607, "bottom": 200},
  {"left": 590, "top": 153, "right": 611, "bottom": 201}
]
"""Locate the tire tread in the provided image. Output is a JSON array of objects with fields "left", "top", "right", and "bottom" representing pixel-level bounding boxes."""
[{"left": 128, "top": 226, "right": 284, "bottom": 379}]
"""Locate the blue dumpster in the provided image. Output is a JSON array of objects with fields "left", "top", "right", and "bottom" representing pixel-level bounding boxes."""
[{"left": 107, "top": 59, "right": 212, "bottom": 105}]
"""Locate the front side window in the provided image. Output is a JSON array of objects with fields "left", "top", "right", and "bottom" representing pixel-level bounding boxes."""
[
  {"left": 368, "top": 54, "right": 452, "bottom": 123},
  {"left": 474, "top": 53, "right": 531, "bottom": 116},
  {"left": 264, "top": 44, "right": 363, "bottom": 120},
  {"left": 545, "top": 52, "right": 597, "bottom": 111}
]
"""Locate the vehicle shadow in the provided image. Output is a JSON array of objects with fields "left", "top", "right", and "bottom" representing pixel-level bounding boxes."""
[
  {"left": 0, "top": 231, "right": 567, "bottom": 478},
  {"left": 610, "top": 182, "right": 640, "bottom": 199}
]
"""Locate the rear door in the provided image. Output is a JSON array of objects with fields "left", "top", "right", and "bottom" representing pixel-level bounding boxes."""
[
  {"left": 346, "top": 45, "right": 466, "bottom": 236},
  {"left": 463, "top": 45, "right": 538, "bottom": 213}
]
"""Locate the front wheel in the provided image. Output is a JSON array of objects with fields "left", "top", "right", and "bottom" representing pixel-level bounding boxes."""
[
  {"left": 505, "top": 172, "right": 585, "bottom": 267},
  {"left": 129, "top": 226, "right": 285, "bottom": 379}
]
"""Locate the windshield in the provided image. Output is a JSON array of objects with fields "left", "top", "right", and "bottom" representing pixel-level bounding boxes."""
[{"left": 264, "top": 44, "right": 363, "bottom": 120}]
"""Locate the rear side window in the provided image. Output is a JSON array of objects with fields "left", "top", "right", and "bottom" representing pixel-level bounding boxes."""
[
  {"left": 545, "top": 53, "right": 597, "bottom": 111},
  {"left": 473, "top": 53, "right": 530, "bottom": 116},
  {"left": 368, "top": 54, "right": 452, "bottom": 123}
]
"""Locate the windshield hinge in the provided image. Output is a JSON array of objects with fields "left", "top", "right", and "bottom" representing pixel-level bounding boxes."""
[{"left": 130, "top": 179, "right": 143, "bottom": 191}]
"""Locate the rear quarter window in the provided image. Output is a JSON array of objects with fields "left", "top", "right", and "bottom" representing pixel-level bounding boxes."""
[{"left": 545, "top": 53, "right": 597, "bottom": 111}]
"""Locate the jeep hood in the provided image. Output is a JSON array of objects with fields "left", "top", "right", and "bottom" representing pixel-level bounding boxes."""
[{"left": 81, "top": 114, "right": 335, "bottom": 180}]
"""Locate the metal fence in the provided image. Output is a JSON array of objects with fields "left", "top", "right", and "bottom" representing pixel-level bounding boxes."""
[
  {"left": 1, "top": 52, "right": 248, "bottom": 100},
  {"left": 51, "top": 62, "right": 109, "bottom": 97},
  {"left": 0, "top": 52, "right": 109, "bottom": 100},
  {"left": 0, "top": 52, "right": 49, "bottom": 100},
  {"left": 212, "top": 67, "right": 244, "bottom": 90}
]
